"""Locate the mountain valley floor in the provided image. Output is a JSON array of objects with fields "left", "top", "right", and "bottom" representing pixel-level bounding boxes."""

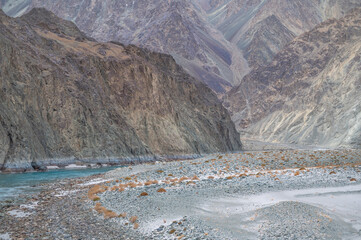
[{"left": 1, "top": 149, "right": 361, "bottom": 239}]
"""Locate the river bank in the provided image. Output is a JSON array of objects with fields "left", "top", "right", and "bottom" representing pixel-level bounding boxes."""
[
  {"left": 1, "top": 149, "right": 361, "bottom": 239},
  {"left": 0, "top": 154, "right": 202, "bottom": 173}
]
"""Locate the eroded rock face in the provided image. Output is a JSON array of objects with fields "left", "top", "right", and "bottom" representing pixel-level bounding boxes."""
[
  {"left": 225, "top": 9, "right": 361, "bottom": 149},
  {"left": 23, "top": 0, "right": 246, "bottom": 94},
  {"left": 0, "top": 8, "right": 241, "bottom": 171},
  {"left": 2, "top": 0, "right": 361, "bottom": 94},
  {"left": 203, "top": 0, "right": 361, "bottom": 68}
]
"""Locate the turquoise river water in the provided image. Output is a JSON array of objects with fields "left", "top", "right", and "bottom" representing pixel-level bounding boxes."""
[{"left": 0, "top": 167, "right": 119, "bottom": 201}]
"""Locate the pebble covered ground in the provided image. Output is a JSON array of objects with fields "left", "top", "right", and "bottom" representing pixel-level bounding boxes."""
[{"left": 1, "top": 149, "right": 361, "bottom": 239}]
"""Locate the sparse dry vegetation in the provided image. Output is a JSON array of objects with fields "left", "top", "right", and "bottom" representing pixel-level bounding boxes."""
[
  {"left": 133, "top": 223, "right": 139, "bottom": 229},
  {"left": 157, "top": 188, "right": 167, "bottom": 193},
  {"left": 140, "top": 192, "right": 149, "bottom": 196},
  {"left": 88, "top": 185, "right": 106, "bottom": 201},
  {"left": 130, "top": 216, "right": 138, "bottom": 223}
]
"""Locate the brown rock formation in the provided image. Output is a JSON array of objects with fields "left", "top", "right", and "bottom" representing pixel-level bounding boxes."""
[{"left": 0, "top": 8, "right": 241, "bottom": 171}]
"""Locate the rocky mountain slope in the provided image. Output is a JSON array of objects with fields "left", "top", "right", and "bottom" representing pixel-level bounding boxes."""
[
  {"left": 1, "top": 0, "right": 361, "bottom": 94},
  {"left": 202, "top": 0, "right": 361, "bottom": 68},
  {"left": 225, "top": 9, "right": 361, "bottom": 149},
  {"left": 0, "top": 8, "right": 241, "bottom": 171},
  {"left": 21, "top": 0, "right": 247, "bottom": 94}
]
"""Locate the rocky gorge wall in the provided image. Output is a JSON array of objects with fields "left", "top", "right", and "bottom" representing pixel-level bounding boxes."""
[{"left": 0, "top": 8, "right": 242, "bottom": 171}]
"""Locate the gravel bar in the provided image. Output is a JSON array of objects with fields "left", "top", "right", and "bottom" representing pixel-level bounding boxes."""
[{"left": 1, "top": 149, "right": 361, "bottom": 239}]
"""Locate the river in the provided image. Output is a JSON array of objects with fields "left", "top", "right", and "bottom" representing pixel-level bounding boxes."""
[{"left": 0, "top": 166, "right": 120, "bottom": 201}]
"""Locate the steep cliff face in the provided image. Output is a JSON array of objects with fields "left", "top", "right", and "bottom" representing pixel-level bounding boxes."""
[
  {"left": 225, "top": 9, "right": 361, "bottom": 149},
  {"left": 0, "top": 8, "right": 241, "bottom": 171}
]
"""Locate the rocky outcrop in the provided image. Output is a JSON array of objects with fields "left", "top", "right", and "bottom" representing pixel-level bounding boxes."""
[
  {"left": 225, "top": 9, "right": 361, "bottom": 149},
  {"left": 0, "top": 8, "right": 241, "bottom": 171}
]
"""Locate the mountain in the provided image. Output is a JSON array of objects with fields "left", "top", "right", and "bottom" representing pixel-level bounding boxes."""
[
  {"left": 23, "top": 0, "right": 248, "bottom": 94},
  {"left": 0, "top": 8, "right": 241, "bottom": 171},
  {"left": 224, "top": 8, "right": 361, "bottom": 149},
  {"left": 1, "top": 0, "right": 361, "bottom": 94},
  {"left": 202, "top": 0, "right": 361, "bottom": 68}
]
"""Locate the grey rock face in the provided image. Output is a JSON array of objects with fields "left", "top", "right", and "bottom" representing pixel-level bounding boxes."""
[
  {"left": 225, "top": 9, "right": 361, "bottom": 149},
  {"left": 24, "top": 0, "right": 244, "bottom": 94},
  {"left": 0, "top": 9, "right": 241, "bottom": 171},
  {"left": 2, "top": 0, "right": 361, "bottom": 94},
  {"left": 204, "top": 0, "right": 361, "bottom": 69}
]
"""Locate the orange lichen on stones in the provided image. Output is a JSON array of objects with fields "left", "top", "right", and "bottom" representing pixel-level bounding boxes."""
[
  {"left": 118, "top": 213, "right": 127, "bottom": 218},
  {"left": 350, "top": 178, "right": 357, "bottom": 182},
  {"left": 294, "top": 171, "right": 300, "bottom": 176},
  {"left": 208, "top": 176, "right": 214, "bottom": 179}
]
